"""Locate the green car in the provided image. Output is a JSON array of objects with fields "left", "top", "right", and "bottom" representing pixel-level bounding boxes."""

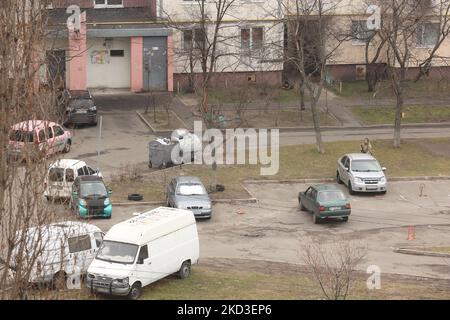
[
  {"left": 298, "top": 184, "right": 351, "bottom": 224},
  {"left": 70, "top": 175, "right": 112, "bottom": 219}
]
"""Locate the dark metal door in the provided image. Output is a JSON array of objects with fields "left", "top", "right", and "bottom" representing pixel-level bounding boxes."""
[
  {"left": 46, "top": 50, "right": 66, "bottom": 89},
  {"left": 143, "top": 37, "right": 168, "bottom": 91}
]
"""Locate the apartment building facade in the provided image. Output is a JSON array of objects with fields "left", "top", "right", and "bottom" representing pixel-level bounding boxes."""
[{"left": 46, "top": 0, "right": 173, "bottom": 92}]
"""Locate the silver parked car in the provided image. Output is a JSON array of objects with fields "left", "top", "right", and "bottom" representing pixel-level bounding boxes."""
[
  {"left": 336, "top": 153, "right": 387, "bottom": 195},
  {"left": 166, "top": 176, "right": 212, "bottom": 219}
]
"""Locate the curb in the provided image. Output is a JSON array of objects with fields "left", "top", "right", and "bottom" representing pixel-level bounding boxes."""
[
  {"left": 136, "top": 110, "right": 157, "bottom": 133},
  {"left": 112, "top": 198, "right": 257, "bottom": 207},
  {"left": 393, "top": 247, "right": 450, "bottom": 258},
  {"left": 243, "top": 176, "right": 450, "bottom": 185}
]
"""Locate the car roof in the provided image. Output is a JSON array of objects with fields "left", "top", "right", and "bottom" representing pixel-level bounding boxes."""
[
  {"left": 345, "top": 153, "right": 377, "bottom": 161},
  {"left": 69, "top": 90, "right": 91, "bottom": 99},
  {"left": 11, "top": 120, "right": 59, "bottom": 131},
  {"left": 174, "top": 176, "right": 202, "bottom": 184},
  {"left": 76, "top": 175, "right": 103, "bottom": 182},
  {"left": 49, "top": 159, "right": 86, "bottom": 169},
  {"left": 312, "top": 184, "right": 342, "bottom": 192}
]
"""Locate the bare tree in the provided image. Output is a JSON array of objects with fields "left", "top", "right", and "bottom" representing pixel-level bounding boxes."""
[
  {"left": 0, "top": 0, "right": 68, "bottom": 299},
  {"left": 302, "top": 241, "right": 367, "bottom": 300},
  {"left": 282, "top": 0, "right": 350, "bottom": 154}
]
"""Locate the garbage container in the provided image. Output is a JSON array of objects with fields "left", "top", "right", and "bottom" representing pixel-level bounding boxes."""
[{"left": 148, "top": 138, "right": 177, "bottom": 169}]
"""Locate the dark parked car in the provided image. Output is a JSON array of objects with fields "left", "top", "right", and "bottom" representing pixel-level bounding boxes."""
[
  {"left": 61, "top": 90, "right": 98, "bottom": 126},
  {"left": 298, "top": 184, "right": 351, "bottom": 224},
  {"left": 166, "top": 176, "right": 212, "bottom": 219},
  {"left": 70, "top": 176, "right": 112, "bottom": 219}
]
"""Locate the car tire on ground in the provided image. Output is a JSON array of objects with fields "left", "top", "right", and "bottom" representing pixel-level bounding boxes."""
[
  {"left": 128, "top": 193, "right": 143, "bottom": 201},
  {"left": 63, "top": 141, "right": 71, "bottom": 153},
  {"left": 127, "top": 282, "right": 142, "bottom": 300},
  {"left": 336, "top": 171, "right": 343, "bottom": 184},
  {"left": 313, "top": 214, "right": 320, "bottom": 224},
  {"left": 342, "top": 217, "right": 349, "bottom": 222},
  {"left": 178, "top": 261, "right": 191, "bottom": 279},
  {"left": 52, "top": 271, "right": 67, "bottom": 290},
  {"left": 148, "top": 161, "right": 152, "bottom": 168},
  {"left": 348, "top": 182, "right": 355, "bottom": 195}
]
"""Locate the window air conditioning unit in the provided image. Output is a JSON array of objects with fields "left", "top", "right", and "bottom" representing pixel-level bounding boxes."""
[{"left": 355, "top": 65, "right": 367, "bottom": 80}]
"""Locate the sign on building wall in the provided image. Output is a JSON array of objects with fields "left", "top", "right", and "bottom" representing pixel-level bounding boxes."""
[{"left": 90, "top": 50, "right": 110, "bottom": 64}]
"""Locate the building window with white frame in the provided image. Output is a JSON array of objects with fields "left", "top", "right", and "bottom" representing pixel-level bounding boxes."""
[
  {"left": 241, "top": 27, "right": 264, "bottom": 50},
  {"left": 94, "top": 0, "right": 124, "bottom": 8},
  {"left": 416, "top": 23, "right": 439, "bottom": 47},
  {"left": 351, "top": 21, "right": 374, "bottom": 45}
]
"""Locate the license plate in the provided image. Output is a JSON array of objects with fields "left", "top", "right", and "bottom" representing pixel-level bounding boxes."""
[
  {"left": 77, "top": 110, "right": 88, "bottom": 114},
  {"left": 329, "top": 207, "right": 341, "bottom": 211},
  {"left": 367, "top": 187, "right": 377, "bottom": 191}
]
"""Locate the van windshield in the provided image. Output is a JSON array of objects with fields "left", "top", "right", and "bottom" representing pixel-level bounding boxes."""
[
  {"left": 10, "top": 130, "right": 34, "bottom": 143},
  {"left": 80, "top": 182, "right": 107, "bottom": 198},
  {"left": 49, "top": 168, "right": 64, "bottom": 182},
  {"left": 96, "top": 241, "right": 138, "bottom": 264}
]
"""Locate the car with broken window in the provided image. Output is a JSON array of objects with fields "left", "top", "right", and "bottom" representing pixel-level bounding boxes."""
[
  {"left": 70, "top": 176, "right": 112, "bottom": 219},
  {"left": 45, "top": 159, "right": 102, "bottom": 201},
  {"left": 8, "top": 120, "right": 72, "bottom": 162},
  {"left": 299, "top": 184, "right": 351, "bottom": 224},
  {"left": 336, "top": 153, "right": 387, "bottom": 195},
  {"left": 166, "top": 176, "right": 212, "bottom": 219},
  {"left": 62, "top": 90, "right": 98, "bottom": 126}
]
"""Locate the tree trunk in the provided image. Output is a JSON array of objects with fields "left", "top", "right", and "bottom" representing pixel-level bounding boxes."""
[
  {"left": 393, "top": 92, "right": 403, "bottom": 148},
  {"left": 366, "top": 68, "right": 378, "bottom": 93},
  {"left": 311, "top": 98, "right": 325, "bottom": 153}
]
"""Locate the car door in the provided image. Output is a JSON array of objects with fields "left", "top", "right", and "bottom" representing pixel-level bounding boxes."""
[
  {"left": 310, "top": 188, "right": 319, "bottom": 214},
  {"left": 53, "top": 125, "right": 66, "bottom": 152},
  {"left": 67, "top": 234, "right": 92, "bottom": 275},
  {"left": 134, "top": 244, "right": 158, "bottom": 287},
  {"left": 87, "top": 232, "right": 104, "bottom": 266},
  {"left": 338, "top": 156, "right": 347, "bottom": 179},
  {"left": 63, "top": 168, "right": 75, "bottom": 198},
  {"left": 302, "top": 187, "right": 313, "bottom": 211},
  {"left": 340, "top": 157, "right": 350, "bottom": 184}
]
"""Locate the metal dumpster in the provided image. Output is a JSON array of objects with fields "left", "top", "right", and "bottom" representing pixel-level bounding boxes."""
[{"left": 148, "top": 138, "right": 177, "bottom": 168}]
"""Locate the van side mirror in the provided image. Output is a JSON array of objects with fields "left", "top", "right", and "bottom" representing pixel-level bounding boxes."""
[
  {"left": 382, "top": 167, "right": 386, "bottom": 171},
  {"left": 345, "top": 167, "right": 349, "bottom": 172},
  {"left": 108, "top": 189, "right": 112, "bottom": 195}
]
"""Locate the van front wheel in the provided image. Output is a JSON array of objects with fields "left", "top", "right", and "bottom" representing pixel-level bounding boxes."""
[
  {"left": 178, "top": 261, "right": 191, "bottom": 279},
  {"left": 128, "top": 282, "right": 142, "bottom": 300}
]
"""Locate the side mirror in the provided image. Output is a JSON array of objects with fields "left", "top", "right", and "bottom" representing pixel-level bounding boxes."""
[
  {"left": 108, "top": 189, "right": 112, "bottom": 195},
  {"left": 382, "top": 167, "right": 387, "bottom": 171},
  {"left": 72, "top": 191, "right": 78, "bottom": 196},
  {"left": 345, "top": 167, "right": 349, "bottom": 172}
]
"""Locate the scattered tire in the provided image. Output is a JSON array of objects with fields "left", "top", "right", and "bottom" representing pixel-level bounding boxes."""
[
  {"left": 178, "top": 261, "right": 191, "bottom": 279},
  {"left": 52, "top": 271, "right": 67, "bottom": 290},
  {"left": 63, "top": 141, "right": 71, "bottom": 153},
  {"left": 128, "top": 282, "right": 142, "bottom": 300},
  {"left": 128, "top": 193, "right": 143, "bottom": 201},
  {"left": 215, "top": 184, "right": 225, "bottom": 192}
]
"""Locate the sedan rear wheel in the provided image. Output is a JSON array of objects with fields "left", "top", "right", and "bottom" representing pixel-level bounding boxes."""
[
  {"left": 336, "top": 171, "right": 343, "bottom": 184},
  {"left": 313, "top": 214, "right": 320, "bottom": 224},
  {"left": 300, "top": 201, "right": 306, "bottom": 211}
]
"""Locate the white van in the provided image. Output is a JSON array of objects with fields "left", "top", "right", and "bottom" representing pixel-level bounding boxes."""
[
  {"left": 44, "top": 159, "right": 102, "bottom": 200},
  {"left": 10, "top": 221, "right": 103, "bottom": 289},
  {"left": 86, "top": 207, "right": 199, "bottom": 299}
]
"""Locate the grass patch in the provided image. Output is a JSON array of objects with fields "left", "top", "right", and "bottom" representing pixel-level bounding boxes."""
[
  {"left": 110, "top": 138, "right": 450, "bottom": 203},
  {"left": 330, "top": 80, "right": 450, "bottom": 99},
  {"left": 142, "top": 110, "right": 185, "bottom": 131},
  {"left": 138, "top": 260, "right": 450, "bottom": 300},
  {"left": 219, "top": 109, "right": 337, "bottom": 128},
  {"left": 348, "top": 105, "right": 450, "bottom": 125}
]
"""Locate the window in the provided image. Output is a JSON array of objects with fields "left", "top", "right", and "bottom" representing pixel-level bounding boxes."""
[
  {"left": 351, "top": 21, "right": 375, "bottom": 44},
  {"left": 93, "top": 232, "right": 103, "bottom": 248},
  {"left": 49, "top": 168, "right": 64, "bottom": 182},
  {"left": 110, "top": 50, "right": 124, "bottom": 57},
  {"left": 77, "top": 167, "right": 87, "bottom": 176},
  {"left": 183, "top": 29, "right": 206, "bottom": 51},
  {"left": 87, "top": 166, "right": 96, "bottom": 175},
  {"left": 138, "top": 245, "right": 149, "bottom": 262},
  {"left": 38, "top": 130, "right": 46, "bottom": 142},
  {"left": 68, "top": 235, "right": 92, "bottom": 253},
  {"left": 241, "top": 27, "right": 264, "bottom": 50},
  {"left": 94, "top": 0, "right": 123, "bottom": 8},
  {"left": 66, "top": 169, "right": 75, "bottom": 183},
  {"left": 46, "top": 127, "right": 54, "bottom": 139},
  {"left": 54, "top": 126, "right": 65, "bottom": 137},
  {"left": 417, "top": 23, "right": 439, "bottom": 47}
]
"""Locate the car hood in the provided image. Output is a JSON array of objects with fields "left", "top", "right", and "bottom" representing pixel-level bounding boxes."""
[
  {"left": 88, "top": 259, "right": 134, "bottom": 279},
  {"left": 175, "top": 194, "right": 211, "bottom": 208},
  {"left": 350, "top": 171, "right": 385, "bottom": 179}
]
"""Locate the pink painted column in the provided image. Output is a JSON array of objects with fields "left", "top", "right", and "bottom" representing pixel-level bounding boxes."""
[
  {"left": 130, "top": 36, "right": 144, "bottom": 92},
  {"left": 167, "top": 35, "right": 174, "bottom": 92},
  {"left": 68, "top": 11, "right": 87, "bottom": 91}
]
